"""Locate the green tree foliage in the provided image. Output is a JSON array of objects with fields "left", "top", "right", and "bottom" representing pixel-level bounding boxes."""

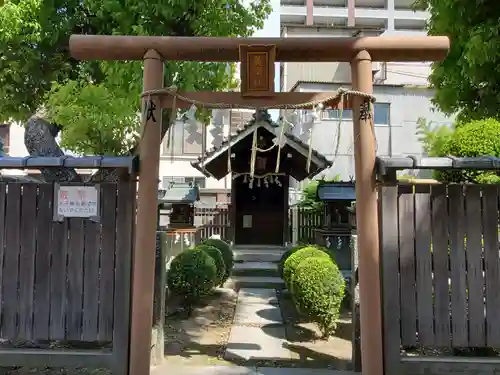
[
  {"left": 417, "top": 117, "right": 500, "bottom": 183},
  {"left": 298, "top": 175, "right": 340, "bottom": 212},
  {"left": 416, "top": 0, "right": 500, "bottom": 121},
  {"left": 45, "top": 81, "right": 140, "bottom": 155},
  {"left": 416, "top": 117, "right": 453, "bottom": 157},
  {"left": 0, "top": 0, "right": 271, "bottom": 154}
]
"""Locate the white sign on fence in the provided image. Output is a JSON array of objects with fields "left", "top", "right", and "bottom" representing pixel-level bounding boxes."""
[{"left": 56, "top": 185, "right": 99, "bottom": 218}]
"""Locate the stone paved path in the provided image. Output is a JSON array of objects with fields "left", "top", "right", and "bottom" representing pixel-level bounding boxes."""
[
  {"left": 224, "top": 288, "right": 291, "bottom": 361},
  {"left": 152, "top": 287, "right": 359, "bottom": 375},
  {"left": 151, "top": 364, "right": 357, "bottom": 375}
]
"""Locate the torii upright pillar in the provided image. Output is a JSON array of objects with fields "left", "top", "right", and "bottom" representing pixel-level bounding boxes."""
[
  {"left": 351, "top": 50, "right": 383, "bottom": 375},
  {"left": 129, "top": 49, "right": 164, "bottom": 375}
]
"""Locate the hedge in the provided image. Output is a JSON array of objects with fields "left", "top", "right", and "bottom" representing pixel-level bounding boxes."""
[
  {"left": 196, "top": 244, "right": 226, "bottom": 286},
  {"left": 290, "top": 256, "right": 345, "bottom": 337},
  {"left": 278, "top": 244, "right": 308, "bottom": 279},
  {"left": 202, "top": 238, "right": 234, "bottom": 284},
  {"left": 282, "top": 245, "right": 330, "bottom": 288},
  {"left": 166, "top": 248, "right": 217, "bottom": 302}
]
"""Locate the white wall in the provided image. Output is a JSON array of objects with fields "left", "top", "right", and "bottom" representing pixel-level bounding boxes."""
[
  {"left": 8, "top": 122, "right": 27, "bottom": 157},
  {"left": 291, "top": 82, "right": 454, "bottom": 182},
  {"left": 158, "top": 159, "right": 229, "bottom": 189},
  {"left": 159, "top": 117, "right": 232, "bottom": 190},
  {"left": 0, "top": 122, "right": 28, "bottom": 176}
]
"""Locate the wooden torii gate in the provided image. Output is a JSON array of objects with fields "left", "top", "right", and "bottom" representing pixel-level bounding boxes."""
[{"left": 69, "top": 34, "right": 450, "bottom": 375}]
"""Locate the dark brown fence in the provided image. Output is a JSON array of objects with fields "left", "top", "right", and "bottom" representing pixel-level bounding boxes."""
[
  {"left": 0, "top": 182, "right": 134, "bottom": 373},
  {"left": 289, "top": 207, "right": 323, "bottom": 244},
  {"left": 380, "top": 183, "right": 500, "bottom": 375},
  {"left": 194, "top": 207, "right": 232, "bottom": 242}
]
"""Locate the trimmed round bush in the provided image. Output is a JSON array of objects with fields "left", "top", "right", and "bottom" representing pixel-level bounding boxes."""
[
  {"left": 290, "top": 256, "right": 345, "bottom": 337},
  {"left": 278, "top": 244, "right": 308, "bottom": 279},
  {"left": 167, "top": 248, "right": 217, "bottom": 301},
  {"left": 282, "top": 246, "right": 330, "bottom": 288},
  {"left": 196, "top": 244, "right": 226, "bottom": 286},
  {"left": 202, "top": 238, "right": 233, "bottom": 283}
]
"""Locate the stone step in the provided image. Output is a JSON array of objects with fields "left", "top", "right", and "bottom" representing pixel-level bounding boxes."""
[
  {"left": 224, "top": 276, "right": 285, "bottom": 290},
  {"left": 233, "top": 250, "right": 285, "bottom": 263},
  {"left": 233, "top": 303, "right": 282, "bottom": 326},
  {"left": 225, "top": 325, "right": 290, "bottom": 361},
  {"left": 237, "top": 288, "right": 278, "bottom": 305},
  {"left": 232, "top": 262, "right": 279, "bottom": 277},
  {"left": 233, "top": 245, "right": 288, "bottom": 251}
]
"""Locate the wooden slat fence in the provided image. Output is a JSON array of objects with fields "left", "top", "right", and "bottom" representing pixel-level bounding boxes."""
[
  {"left": 194, "top": 207, "right": 232, "bottom": 242},
  {"left": 0, "top": 182, "right": 134, "bottom": 373},
  {"left": 289, "top": 207, "right": 323, "bottom": 244},
  {"left": 193, "top": 206, "right": 323, "bottom": 245},
  {"left": 380, "top": 183, "right": 500, "bottom": 375}
]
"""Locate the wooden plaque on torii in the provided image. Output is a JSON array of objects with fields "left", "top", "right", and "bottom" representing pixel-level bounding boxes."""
[{"left": 239, "top": 45, "right": 276, "bottom": 97}]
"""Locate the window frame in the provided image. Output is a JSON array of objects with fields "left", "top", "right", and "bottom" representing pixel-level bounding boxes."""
[{"left": 320, "top": 102, "right": 391, "bottom": 126}]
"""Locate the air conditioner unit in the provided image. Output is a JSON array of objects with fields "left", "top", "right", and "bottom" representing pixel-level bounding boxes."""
[{"left": 373, "top": 62, "right": 388, "bottom": 83}]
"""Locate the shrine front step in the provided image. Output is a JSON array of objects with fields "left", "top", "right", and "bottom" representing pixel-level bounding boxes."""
[
  {"left": 224, "top": 275, "right": 285, "bottom": 291},
  {"left": 232, "top": 262, "right": 279, "bottom": 278},
  {"left": 233, "top": 247, "right": 287, "bottom": 263}
]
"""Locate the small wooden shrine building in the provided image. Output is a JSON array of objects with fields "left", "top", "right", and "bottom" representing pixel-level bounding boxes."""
[
  {"left": 191, "top": 110, "right": 331, "bottom": 246},
  {"left": 157, "top": 183, "right": 200, "bottom": 229},
  {"left": 314, "top": 181, "right": 357, "bottom": 277}
]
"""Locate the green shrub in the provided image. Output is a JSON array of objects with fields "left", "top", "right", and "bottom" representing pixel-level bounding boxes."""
[
  {"left": 435, "top": 118, "right": 500, "bottom": 183},
  {"left": 278, "top": 244, "right": 308, "bottom": 278},
  {"left": 291, "top": 256, "right": 345, "bottom": 337},
  {"left": 202, "top": 238, "right": 234, "bottom": 283},
  {"left": 282, "top": 246, "right": 330, "bottom": 288},
  {"left": 167, "top": 248, "right": 217, "bottom": 302},
  {"left": 196, "top": 244, "right": 226, "bottom": 286}
]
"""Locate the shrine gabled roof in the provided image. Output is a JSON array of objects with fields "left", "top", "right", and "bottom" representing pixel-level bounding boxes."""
[
  {"left": 191, "top": 110, "right": 332, "bottom": 178},
  {"left": 157, "top": 184, "right": 199, "bottom": 204}
]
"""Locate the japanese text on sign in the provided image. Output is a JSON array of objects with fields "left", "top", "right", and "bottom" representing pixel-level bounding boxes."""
[{"left": 57, "top": 186, "right": 99, "bottom": 218}]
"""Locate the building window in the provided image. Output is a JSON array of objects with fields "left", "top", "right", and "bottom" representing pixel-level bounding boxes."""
[
  {"left": 373, "top": 103, "right": 390, "bottom": 125},
  {"left": 162, "top": 176, "right": 206, "bottom": 189},
  {"left": 320, "top": 109, "right": 353, "bottom": 121},
  {"left": 320, "top": 103, "right": 390, "bottom": 125}
]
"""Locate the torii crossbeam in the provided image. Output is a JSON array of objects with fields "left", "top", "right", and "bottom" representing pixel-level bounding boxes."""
[{"left": 68, "top": 34, "right": 450, "bottom": 375}]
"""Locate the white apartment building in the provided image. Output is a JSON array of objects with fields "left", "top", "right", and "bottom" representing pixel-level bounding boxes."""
[
  {"left": 280, "top": 0, "right": 428, "bottom": 32},
  {"left": 278, "top": 3, "right": 455, "bottom": 186},
  {"left": 280, "top": 24, "right": 432, "bottom": 91}
]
